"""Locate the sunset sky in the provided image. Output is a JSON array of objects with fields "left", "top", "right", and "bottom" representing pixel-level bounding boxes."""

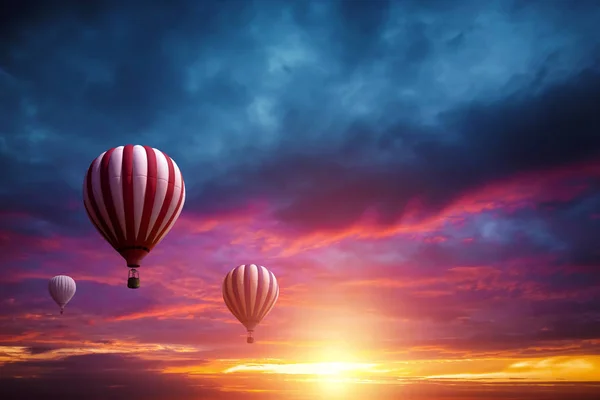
[{"left": 1, "top": 0, "right": 600, "bottom": 399}]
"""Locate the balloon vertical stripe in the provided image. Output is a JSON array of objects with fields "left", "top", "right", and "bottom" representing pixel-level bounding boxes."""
[
  {"left": 145, "top": 152, "right": 176, "bottom": 245},
  {"left": 121, "top": 144, "right": 136, "bottom": 247},
  {"left": 108, "top": 147, "right": 126, "bottom": 238},
  {"left": 223, "top": 274, "right": 238, "bottom": 317},
  {"left": 252, "top": 264, "right": 266, "bottom": 316},
  {"left": 153, "top": 179, "right": 185, "bottom": 247},
  {"left": 257, "top": 270, "right": 278, "bottom": 321},
  {"left": 100, "top": 147, "right": 126, "bottom": 245},
  {"left": 137, "top": 146, "right": 157, "bottom": 241},
  {"left": 84, "top": 154, "right": 118, "bottom": 247},
  {"left": 231, "top": 266, "right": 245, "bottom": 316},
  {"left": 244, "top": 264, "right": 255, "bottom": 316},
  {"left": 150, "top": 154, "right": 185, "bottom": 247}
]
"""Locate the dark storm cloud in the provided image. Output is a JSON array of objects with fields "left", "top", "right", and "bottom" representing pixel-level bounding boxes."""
[
  {"left": 0, "top": 353, "right": 219, "bottom": 400},
  {"left": 0, "top": 158, "right": 84, "bottom": 234},
  {"left": 456, "top": 191, "right": 600, "bottom": 289},
  {"left": 1, "top": 0, "right": 599, "bottom": 238},
  {"left": 333, "top": 0, "right": 393, "bottom": 67},
  {"left": 0, "top": 0, "right": 261, "bottom": 235},
  {"left": 192, "top": 67, "right": 600, "bottom": 233},
  {"left": 543, "top": 191, "right": 600, "bottom": 271}
]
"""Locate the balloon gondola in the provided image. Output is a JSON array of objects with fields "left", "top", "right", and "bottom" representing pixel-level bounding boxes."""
[
  {"left": 127, "top": 269, "right": 140, "bottom": 289},
  {"left": 83, "top": 145, "right": 186, "bottom": 289}
]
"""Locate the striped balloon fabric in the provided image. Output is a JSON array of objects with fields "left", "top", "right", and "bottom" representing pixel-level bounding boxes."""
[
  {"left": 48, "top": 275, "right": 76, "bottom": 315},
  {"left": 222, "top": 264, "right": 280, "bottom": 344},
  {"left": 83, "top": 145, "right": 186, "bottom": 269}
]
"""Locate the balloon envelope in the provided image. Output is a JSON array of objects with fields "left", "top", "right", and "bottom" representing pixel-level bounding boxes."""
[
  {"left": 48, "top": 275, "right": 76, "bottom": 313},
  {"left": 83, "top": 144, "right": 186, "bottom": 268},
  {"left": 222, "top": 264, "right": 279, "bottom": 342}
]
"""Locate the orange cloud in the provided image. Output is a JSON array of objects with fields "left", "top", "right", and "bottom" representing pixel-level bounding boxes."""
[{"left": 107, "top": 302, "right": 220, "bottom": 322}]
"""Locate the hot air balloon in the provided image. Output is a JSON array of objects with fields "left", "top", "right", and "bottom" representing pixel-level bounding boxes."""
[
  {"left": 222, "top": 264, "right": 279, "bottom": 344},
  {"left": 48, "top": 275, "right": 76, "bottom": 315},
  {"left": 83, "top": 145, "right": 186, "bottom": 289}
]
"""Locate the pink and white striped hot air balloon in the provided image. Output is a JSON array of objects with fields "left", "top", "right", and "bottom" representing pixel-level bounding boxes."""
[
  {"left": 49, "top": 275, "right": 76, "bottom": 315},
  {"left": 83, "top": 145, "right": 186, "bottom": 289},
  {"left": 222, "top": 264, "right": 280, "bottom": 344}
]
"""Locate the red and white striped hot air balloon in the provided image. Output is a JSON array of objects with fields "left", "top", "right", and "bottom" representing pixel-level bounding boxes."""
[
  {"left": 222, "top": 264, "right": 280, "bottom": 344},
  {"left": 83, "top": 145, "right": 186, "bottom": 289}
]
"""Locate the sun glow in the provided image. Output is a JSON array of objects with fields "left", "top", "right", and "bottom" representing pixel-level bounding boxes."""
[
  {"left": 426, "top": 356, "right": 600, "bottom": 382},
  {"left": 224, "top": 361, "right": 379, "bottom": 375},
  {"left": 224, "top": 345, "right": 381, "bottom": 378},
  {"left": 222, "top": 358, "right": 380, "bottom": 399}
]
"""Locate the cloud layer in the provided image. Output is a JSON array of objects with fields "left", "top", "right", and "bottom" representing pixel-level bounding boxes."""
[{"left": 1, "top": 0, "right": 600, "bottom": 399}]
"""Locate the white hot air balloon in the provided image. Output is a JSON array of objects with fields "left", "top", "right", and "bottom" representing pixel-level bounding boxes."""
[{"left": 48, "top": 275, "right": 77, "bottom": 315}]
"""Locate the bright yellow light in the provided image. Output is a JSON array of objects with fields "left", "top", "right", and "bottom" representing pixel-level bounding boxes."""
[
  {"left": 224, "top": 361, "right": 378, "bottom": 375},
  {"left": 314, "top": 377, "right": 349, "bottom": 398},
  {"left": 223, "top": 344, "right": 381, "bottom": 378},
  {"left": 425, "top": 356, "right": 600, "bottom": 382}
]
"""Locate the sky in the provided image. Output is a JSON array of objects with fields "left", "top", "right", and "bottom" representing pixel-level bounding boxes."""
[{"left": 1, "top": 0, "right": 600, "bottom": 399}]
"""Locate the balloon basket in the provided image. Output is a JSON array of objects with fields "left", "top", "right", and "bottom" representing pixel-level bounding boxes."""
[
  {"left": 127, "top": 278, "right": 140, "bottom": 289},
  {"left": 246, "top": 330, "right": 254, "bottom": 344},
  {"left": 127, "top": 269, "right": 140, "bottom": 289}
]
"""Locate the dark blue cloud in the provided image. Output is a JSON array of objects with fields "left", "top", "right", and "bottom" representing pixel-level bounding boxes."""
[
  {"left": 0, "top": 353, "right": 218, "bottom": 400},
  {"left": 189, "top": 67, "right": 600, "bottom": 237},
  {"left": 1, "top": 0, "right": 599, "bottom": 223}
]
